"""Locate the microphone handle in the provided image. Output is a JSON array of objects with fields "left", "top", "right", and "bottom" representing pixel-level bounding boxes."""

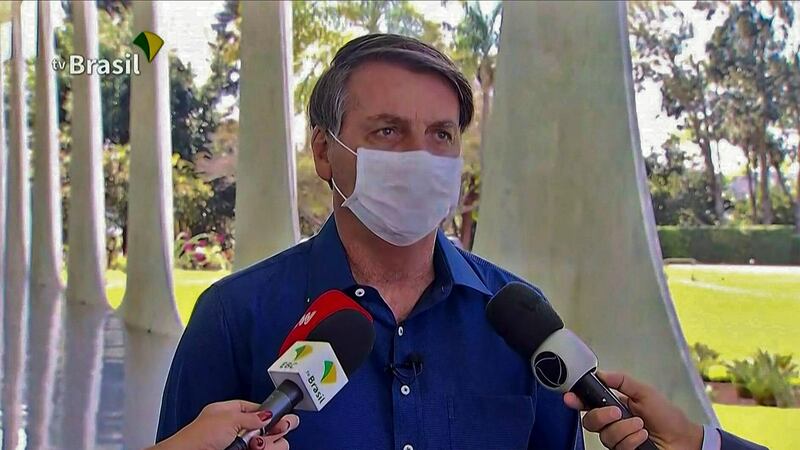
[
  {"left": 223, "top": 380, "right": 304, "bottom": 450},
  {"left": 572, "top": 372, "right": 659, "bottom": 450}
]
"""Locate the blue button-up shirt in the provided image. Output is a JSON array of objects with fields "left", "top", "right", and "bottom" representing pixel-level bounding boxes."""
[{"left": 157, "top": 216, "right": 584, "bottom": 450}]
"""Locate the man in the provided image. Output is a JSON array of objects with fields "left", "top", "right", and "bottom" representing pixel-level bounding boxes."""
[
  {"left": 564, "top": 371, "right": 768, "bottom": 450},
  {"left": 157, "top": 34, "right": 584, "bottom": 449}
]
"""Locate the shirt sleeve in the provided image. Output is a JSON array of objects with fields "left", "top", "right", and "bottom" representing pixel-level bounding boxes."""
[
  {"left": 702, "top": 425, "right": 722, "bottom": 450},
  {"left": 529, "top": 385, "right": 585, "bottom": 449},
  {"left": 155, "top": 285, "right": 246, "bottom": 442}
]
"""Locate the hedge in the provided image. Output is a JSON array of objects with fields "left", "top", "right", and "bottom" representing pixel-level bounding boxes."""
[{"left": 657, "top": 225, "right": 800, "bottom": 265}]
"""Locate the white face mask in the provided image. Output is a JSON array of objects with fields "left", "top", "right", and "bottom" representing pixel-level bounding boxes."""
[{"left": 328, "top": 132, "right": 463, "bottom": 247}]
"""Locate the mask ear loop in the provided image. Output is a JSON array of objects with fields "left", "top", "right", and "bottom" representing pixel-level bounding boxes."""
[{"left": 326, "top": 130, "right": 358, "bottom": 202}]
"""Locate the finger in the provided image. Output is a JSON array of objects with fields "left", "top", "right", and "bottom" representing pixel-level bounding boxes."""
[
  {"left": 597, "top": 371, "right": 651, "bottom": 402},
  {"left": 563, "top": 392, "right": 586, "bottom": 411},
  {"left": 249, "top": 435, "right": 267, "bottom": 450},
  {"left": 238, "top": 410, "right": 274, "bottom": 431},
  {"left": 269, "top": 438, "right": 289, "bottom": 450},
  {"left": 614, "top": 392, "right": 635, "bottom": 415},
  {"left": 238, "top": 401, "right": 263, "bottom": 412},
  {"left": 614, "top": 428, "right": 648, "bottom": 450},
  {"left": 267, "top": 414, "right": 300, "bottom": 439},
  {"left": 582, "top": 406, "right": 623, "bottom": 432},
  {"left": 597, "top": 417, "right": 644, "bottom": 449}
]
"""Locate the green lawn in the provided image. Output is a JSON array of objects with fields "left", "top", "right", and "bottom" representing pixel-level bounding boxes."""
[
  {"left": 105, "top": 269, "right": 229, "bottom": 325},
  {"left": 666, "top": 264, "right": 800, "bottom": 449},
  {"left": 665, "top": 265, "right": 800, "bottom": 362},
  {"left": 104, "top": 264, "right": 800, "bottom": 448},
  {"left": 715, "top": 404, "right": 800, "bottom": 449}
]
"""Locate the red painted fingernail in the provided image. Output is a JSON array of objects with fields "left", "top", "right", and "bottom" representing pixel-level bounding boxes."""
[
  {"left": 254, "top": 436, "right": 265, "bottom": 448},
  {"left": 257, "top": 411, "right": 272, "bottom": 421}
]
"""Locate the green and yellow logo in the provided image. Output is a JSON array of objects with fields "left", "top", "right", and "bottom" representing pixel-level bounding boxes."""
[
  {"left": 133, "top": 31, "right": 164, "bottom": 62},
  {"left": 321, "top": 360, "right": 337, "bottom": 384},
  {"left": 292, "top": 344, "right": 313, "bottom": 361}
]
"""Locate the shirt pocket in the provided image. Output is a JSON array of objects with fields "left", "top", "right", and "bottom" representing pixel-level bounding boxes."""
[{"left": 447, "top": 394, "right": 535, "bottom": 450}]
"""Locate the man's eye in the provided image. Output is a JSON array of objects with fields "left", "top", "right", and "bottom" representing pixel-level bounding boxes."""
[
  {"left": 437, "top": 130, "right": 453, "bottom": 142},
  {"left": 377, "top": 127, "right": 395, "bottom": 138}
]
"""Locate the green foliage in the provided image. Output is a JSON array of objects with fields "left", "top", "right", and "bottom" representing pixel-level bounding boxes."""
[
  {"left": 172, "top": 154, "right": 215, "bottom": 234},
  {"left": 646, "top": 136, "right": 723, "bottom": 225},
  {"left": 726, "top": 350, "right": 798, "bottom": 407},
  {"left": 103, "top": 143, "right": 130, "bottom": 242},
  {"left": 706, "top": 1, "right": 795, "bottom": 224},
  {"left": 446, "top": 1, "right": 502, "bottom": 85},
  {"left": 658, "top": 225, "right": 800, "bottom": 264},
  {"left": 296, "top": 151, "right": 333, "bottom": 237},
  {"left": 691, "top": 342, "right": 721, "bottom": 381}
]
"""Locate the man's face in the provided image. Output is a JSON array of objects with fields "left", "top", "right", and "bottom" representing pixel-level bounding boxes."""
[{"left": 313, "top": 61, "right": 462, "bottom": 199}]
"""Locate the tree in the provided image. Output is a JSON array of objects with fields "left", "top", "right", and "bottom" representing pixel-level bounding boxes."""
[
  {"left": 55, "top": 3, "right": 225, "bottom": 249},
  {"left": 628, "top": 1, "right": 726, "bottom": 223},
  {"left": 645, "top": 135, "right": 721, "bottom": 225},
  {"left": 777, "top": 48, "right": 800, "bottom": 231},
  {"left": 706, "top": 0, "right": 795, "bottom": 225},
  {"left": 445, "top": 1, "right": 502, "bottom": 249}
]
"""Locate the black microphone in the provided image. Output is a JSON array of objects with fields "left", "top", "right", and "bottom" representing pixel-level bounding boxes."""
[{"left": 486, "top": 282, "right": 659, "bottom": 450}]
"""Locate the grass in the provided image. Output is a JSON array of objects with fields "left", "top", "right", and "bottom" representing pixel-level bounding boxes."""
[
  {"left": 105, "top": 269, "right": 229, "bottom": 325},
  {"left": 103, "top": 264, "right": 800, "bottom": 447},
  {"left": 715, "top": 404, "right": 800, "bottom": 449},
  {"left": 665, "top": 265, "right": 800, "bottom": 362},
  {"left": 665, "top": 264, "right": 800, "bottom": 449}
]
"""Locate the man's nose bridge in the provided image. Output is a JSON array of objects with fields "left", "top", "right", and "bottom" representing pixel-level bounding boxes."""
[{"left": 401, "top": 125, "right": 427, "bottom": 150}]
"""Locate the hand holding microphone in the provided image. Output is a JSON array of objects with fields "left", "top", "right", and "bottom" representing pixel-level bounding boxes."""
[
  {"left": 564, "top": 371, "right": 703, "bottom": 450},
  {"left": 486, "top": 282, "right": 659, "bottom": 450},
  {"left": 146, "top": 400, "right": 299, "bottom": 450}
]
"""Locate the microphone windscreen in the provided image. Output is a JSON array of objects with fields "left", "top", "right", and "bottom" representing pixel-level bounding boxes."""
[
  {"left": 307, "top": 309, "right": 375, "bottom": 376},
  {"left": 280, "top": 290, "right": 372, "bottom": 355},
  {"left": 485, "top": 282, "right": 564, "bottom": 358},
  {"left": 280, "top": 290, "right": 375, "bottom": 376}
]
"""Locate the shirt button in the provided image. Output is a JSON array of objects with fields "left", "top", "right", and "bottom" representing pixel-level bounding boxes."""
[
  {"left": 397, "top": 326, "right": 404, "bottom": 337},
  {"left": 403, "top": 445, "right": 414, "bottom": 450},
  {"left": 400, "top": 385, "right": 411, "bottom": 395},
  {"left": 355, "top": 288, "right": 365, "bottom": 297}
]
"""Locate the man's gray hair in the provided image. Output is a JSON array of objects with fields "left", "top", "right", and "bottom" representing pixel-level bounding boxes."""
[{"left": 308, "top": 33, "right": 474, "bottom": 136}]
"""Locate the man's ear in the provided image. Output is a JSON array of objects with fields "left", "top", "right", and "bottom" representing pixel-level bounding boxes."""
[{"left": 310, "top": 126, "right": 333, "bottom": 188}]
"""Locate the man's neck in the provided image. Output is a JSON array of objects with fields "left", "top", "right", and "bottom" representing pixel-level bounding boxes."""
[
  {"left": 334, "top": 208, "right": 436, "bottom": 284},
  {"left": 333, "top": 208, "right": 436, "bottom": 321}
]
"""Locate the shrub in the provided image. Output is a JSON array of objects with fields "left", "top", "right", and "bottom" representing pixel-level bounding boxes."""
[
  {"left": 657, "top": 226, "right": 800, "bottom": 265},
  {"left": 174, "top": 231, "right": 232, "bottom": 271},
  {"left": 690, "top": 342, "right": 721, "bottom": 381},
  {"left": 726, "top": 350, "right": 798, "bottom": 407}
]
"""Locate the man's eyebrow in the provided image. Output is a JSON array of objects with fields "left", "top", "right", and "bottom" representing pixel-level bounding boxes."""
[
  {"left": 428, "top": 120, "right": 457, "bottom": 129},
  {"left": 364, "top": 113, "right": 408, "bottom": 125}
]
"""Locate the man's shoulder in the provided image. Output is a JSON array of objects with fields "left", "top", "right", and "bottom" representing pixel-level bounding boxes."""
[
  {"left": 454, "top": 247, "right": 542, "bottom": 295},
  {"left": 210, "top": 238, "right": 314, "bottom": 294},
  {"left": 720, "top": 429, "right": 769, "bottom": 450}
]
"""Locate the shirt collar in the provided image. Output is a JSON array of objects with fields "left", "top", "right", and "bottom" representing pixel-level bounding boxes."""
[{"left": 305, "top": 215, "right": 492, "bottom": 302}]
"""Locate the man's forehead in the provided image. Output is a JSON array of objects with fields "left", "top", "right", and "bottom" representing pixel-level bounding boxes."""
[{"left": 345, "top": 62, "right": 460, "bottom": 123}]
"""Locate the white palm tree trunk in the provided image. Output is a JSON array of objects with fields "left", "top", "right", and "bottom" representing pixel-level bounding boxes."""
[
  {"left": 3, "top": 3, "right": 30, "bottom": 448},
  {"left": 472, "top": 3, "right": 716, "bottom": 449},
  {"left": 0, "top": 7, "right": 8, "bottom": 388},
  {"left": 234, "top": 1, "right": 298, "bottom": 270},
  {"left": 60, "top": 2, "right": 110, "bottom": 448},
  {"left": 121, "top": 2, "right": 183, "bottom": 448},
  {"left": 27, "top": 2, "right": 65, "bottom": 449}
]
